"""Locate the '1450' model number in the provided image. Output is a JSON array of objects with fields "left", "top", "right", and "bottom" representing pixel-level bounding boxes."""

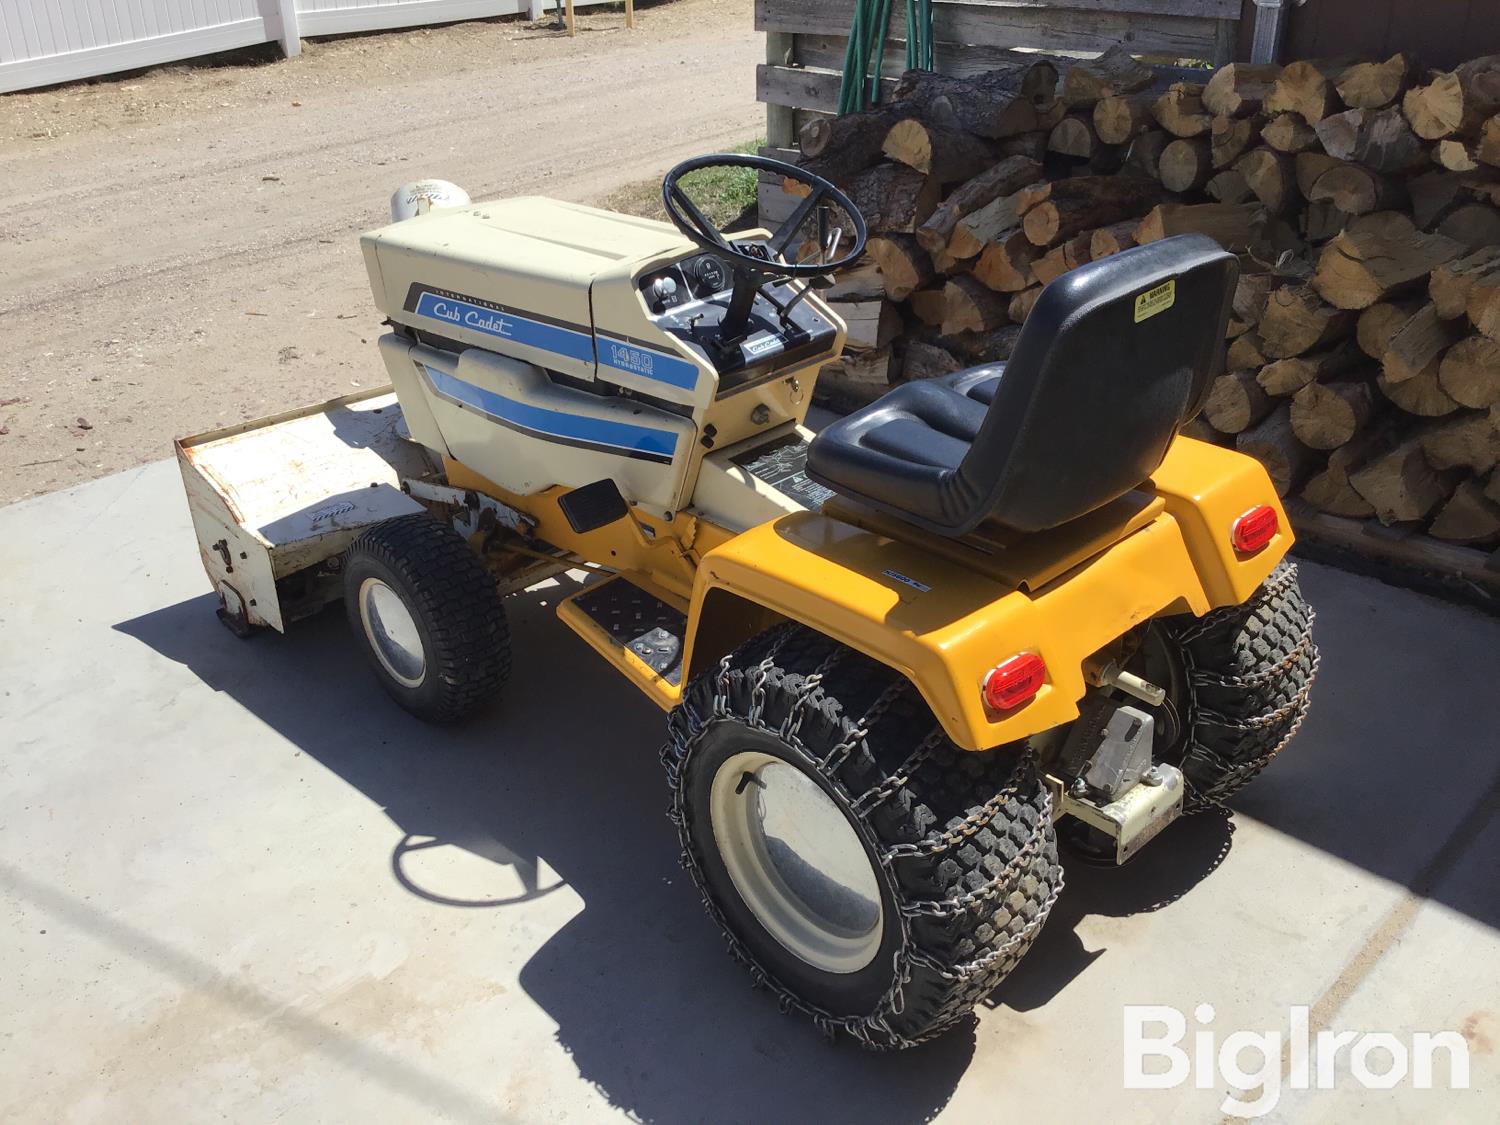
[{"left": 608, "top": 341, "right": 656, "bottom": 376}]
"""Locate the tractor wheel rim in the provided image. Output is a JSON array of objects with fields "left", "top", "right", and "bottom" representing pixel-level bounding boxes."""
[
  {"left": 709, "top": 750, "right": 884, "bottom": 974},
  {"left": 359, "top": 577, "right": 426, "bottom": 689}
]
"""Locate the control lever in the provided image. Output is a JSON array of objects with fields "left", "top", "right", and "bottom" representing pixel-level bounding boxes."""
[
  {"left": 778, "top": 228, "right": 844, "bottom": 323},
  {"left": 793, "top": 225, "right": 844, "bottom": 268},
  {"left": 777, "top": 227, "right": 844, "bottom": 324},
  {"left": 778, "top": 278, "right": 818, "bottom": 323},
  {"left": 823, "top": 225, "right": 845, "bottom": 265},
  {"left": 778, "top": 223, "right": 845, "bottom": 324}
]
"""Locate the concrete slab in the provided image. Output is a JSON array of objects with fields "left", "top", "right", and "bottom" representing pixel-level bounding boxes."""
[{"left": 1, "top": 461, "right": 1496, "bottom": 1123}]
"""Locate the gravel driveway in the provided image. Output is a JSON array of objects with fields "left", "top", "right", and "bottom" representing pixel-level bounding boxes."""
[{"left": 0, "top": 0, "right": 760, "bottom": 503}]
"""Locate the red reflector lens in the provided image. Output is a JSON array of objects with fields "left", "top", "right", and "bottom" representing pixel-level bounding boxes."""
[
  {"left": 982, "top": 653, "right": 1047, "bottom": 712},
  {"left": 1231, "top": 505, "right": 1279, "bottom": 553}
]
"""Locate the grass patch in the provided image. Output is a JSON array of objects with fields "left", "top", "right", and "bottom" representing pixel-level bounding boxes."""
[{"left": 597, "top": 137, "right": 764, "bottom": 230}]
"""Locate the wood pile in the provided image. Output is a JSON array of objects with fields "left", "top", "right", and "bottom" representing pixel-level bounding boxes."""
[{"left": 793, "top": 47, "right": 1500, "bottom": 556}]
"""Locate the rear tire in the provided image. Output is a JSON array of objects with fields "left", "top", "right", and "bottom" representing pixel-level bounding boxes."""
[
  {"left": 662, "top": 625, "right": 1062, "bottom": 1049},
  {"left": 343, "top": 514, "right": 510, "bottom": 723},
  {"left": 1154, "top": 560, "right": 1318, "bottom": 810}
]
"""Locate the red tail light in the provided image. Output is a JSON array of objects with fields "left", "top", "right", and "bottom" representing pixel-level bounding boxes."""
[
  {"left": 982, "top": 653, "right": 1047, "bottom": 712},
  {"left": 1231, "top": 505, "right": 1279, "bottom": 553}
]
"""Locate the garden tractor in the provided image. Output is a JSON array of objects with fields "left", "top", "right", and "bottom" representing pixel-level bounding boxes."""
[{"left": 176, "top": 154, "right": 1318, "bottom": 1048}]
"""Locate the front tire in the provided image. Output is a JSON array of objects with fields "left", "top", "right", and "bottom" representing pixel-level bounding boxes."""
[
  {"left": 662, "top": 625, "right": 1062, "bottom": 1049},
  {"left": 343, "top": 515, "right": 511, "bottom": 723}
]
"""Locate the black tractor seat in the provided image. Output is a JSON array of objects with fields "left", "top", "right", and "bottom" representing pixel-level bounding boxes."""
[
  {"left": 944, "top": 364, "right": 1004, "bottom": 404},
  {"left": 807, "top": 235, "right": 1238, "bottom": 537}
]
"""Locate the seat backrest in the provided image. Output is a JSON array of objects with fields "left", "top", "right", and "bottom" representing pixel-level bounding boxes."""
[{"left": 956, "top": 234, "right": 1236, "bottom": 533}]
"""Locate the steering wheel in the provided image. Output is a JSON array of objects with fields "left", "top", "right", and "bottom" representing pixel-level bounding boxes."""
[
  {"left": 661, "top": 153, "right": 867, "bottom": 344},
  {"left": 662, "top": 153, "right": 868, "bottom": 278}
]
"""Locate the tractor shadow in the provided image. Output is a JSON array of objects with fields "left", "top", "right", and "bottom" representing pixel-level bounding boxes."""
[
  {"left": 117, "top": 582, "right": 984, "bottom": 1122},
  {"left": 993, "top": 808, "right": 1238, "bottom": 1014},
  {"left": 114, "top": 558, "right": 1500, "bottom": 1122}
]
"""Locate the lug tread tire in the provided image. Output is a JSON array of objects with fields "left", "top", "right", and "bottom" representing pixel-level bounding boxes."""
[
  {"left": 664, "top": 625, "right": 1061, "bottom": 1049},
  {"left": 344, "top": 514, "right": 510, "bottom": 723},
  {"left": 1164, "top": 560, "right": 1317, "bottom": 808}
]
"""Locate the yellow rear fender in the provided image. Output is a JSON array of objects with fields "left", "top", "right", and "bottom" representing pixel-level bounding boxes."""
[
  {"left": 685, "top": 437, "right": 1289, "bottom": 751},
  {"left": 1148, "top": 436, "right": 1294, "bottom": 605}
]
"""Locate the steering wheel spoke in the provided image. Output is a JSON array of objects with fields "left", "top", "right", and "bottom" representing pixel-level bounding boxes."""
[
  {"left": 668, "top": 184, "right": 731, "bottom": 250},
  {"left": 769, "top": 184, "right": 826, "bottom": 258}
]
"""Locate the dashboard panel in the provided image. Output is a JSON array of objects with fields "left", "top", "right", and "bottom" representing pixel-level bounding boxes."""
[
  {"left": 636, "top": 249, "right": 840, "bottom": 393},
  {"left": 639, "top": 252, "right": 732, "bottom": 312}
]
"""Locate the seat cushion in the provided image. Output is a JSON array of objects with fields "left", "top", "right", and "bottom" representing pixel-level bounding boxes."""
[
  {"left": 805, "top": 367, "right": 1004, "bottom": 530},
  {"left": 943, "top": 363, "right": 1004, "bottom": 405},
  {"left": 806, "top": 379, "right": 987, "bottom": 527}
]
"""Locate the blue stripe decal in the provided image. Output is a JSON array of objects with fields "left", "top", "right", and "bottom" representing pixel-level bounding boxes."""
[
  {"left": 597, "top": 337, "right": 701, "bottom": 391},
  {"left": 420, "top": 365, "right": 678, "bottom": 459},
  {"left": 414, "top": 292, "right": 595, "bottom": 365}
]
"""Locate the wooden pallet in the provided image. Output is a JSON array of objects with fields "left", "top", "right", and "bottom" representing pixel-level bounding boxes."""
[
  {"left": 1287, "top": 502, "right": 1500, "bottom": 614},
  {"left": 756, "top": 0, "right": 1242, "bottom": 148}
]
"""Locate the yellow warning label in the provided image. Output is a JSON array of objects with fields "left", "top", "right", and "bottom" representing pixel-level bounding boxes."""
[{"left": 1134, "top": 279, "right": 1176, "bottom": 323}]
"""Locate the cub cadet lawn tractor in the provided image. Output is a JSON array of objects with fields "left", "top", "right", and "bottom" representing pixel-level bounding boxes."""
[{"left": 177, "top": 154, "right": 1317, "bottom": 1048}]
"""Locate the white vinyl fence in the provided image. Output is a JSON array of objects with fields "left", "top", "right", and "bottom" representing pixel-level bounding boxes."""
[
  {"left": 294, "top": 0, "right": 523, "bottom": 38},
  {"left": 0, "top": 0, "right": 610, "bottom": 93}
]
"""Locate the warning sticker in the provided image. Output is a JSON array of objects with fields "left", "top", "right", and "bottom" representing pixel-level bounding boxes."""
[
  {"left": 733, "top": 435, "right": 835, "bottom": 511},
  {"left": 1134, "top": 279, "right": 1176, "bottom": 323}
]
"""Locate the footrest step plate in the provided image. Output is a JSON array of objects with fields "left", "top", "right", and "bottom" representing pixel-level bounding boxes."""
[{"left": 558, "top": 577, "right": 689, "bottom": 698}]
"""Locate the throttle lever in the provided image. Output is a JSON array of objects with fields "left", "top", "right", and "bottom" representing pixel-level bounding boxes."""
[{"left": 823, "top": 225, "right": 845, "bottom": 265}]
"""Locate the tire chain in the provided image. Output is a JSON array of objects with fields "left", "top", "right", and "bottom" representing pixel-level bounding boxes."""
[
  {"left": 900, "top": 808, "right": 1055, "bottom": 919},
  {"left": 661, "top": 635, "right": 1061, "bottom": 1050},
  {"left": 660, "top": 564, "right": 1311, "bottom": 1038},
  {"left": 1172, "top": 560, "right": 1304, "bottom": 645},
  {"left": 1187, "top": 624, "right": 1317, "bottom": 691},
  {"left": 1177, "top": 564, "right": 1320, "bottom": 810}
]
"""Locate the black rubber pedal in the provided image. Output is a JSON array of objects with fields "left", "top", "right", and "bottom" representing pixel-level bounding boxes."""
[
  {"left": 558, "top": 479, "right": 629, "bottom": 534},
  {"left": 572, "top": 579, "right": 687, "bottom": 684}
]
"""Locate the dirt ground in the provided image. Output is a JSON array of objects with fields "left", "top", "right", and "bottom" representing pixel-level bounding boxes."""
[{"left": 0, "top": 0, "right": 760, "bottom": 503}]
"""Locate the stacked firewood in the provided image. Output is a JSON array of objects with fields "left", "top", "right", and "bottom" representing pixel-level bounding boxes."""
[{"left": 797, "top": 47, "right": 1500, "bottom": 549}]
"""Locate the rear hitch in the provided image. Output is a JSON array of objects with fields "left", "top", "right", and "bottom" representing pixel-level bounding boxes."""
[{"left": 1048, "top": 696, "right": 1185, "bottom": 864}]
